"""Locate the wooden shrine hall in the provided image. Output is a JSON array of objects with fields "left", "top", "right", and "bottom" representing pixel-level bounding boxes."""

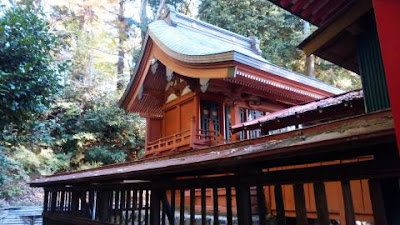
[{"left": 31, "top": 1, "right": 400, "bottom": 225}]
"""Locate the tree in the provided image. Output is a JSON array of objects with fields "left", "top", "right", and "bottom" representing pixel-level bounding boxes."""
[
  {"left": 0, "top": 5, "right": 63, "bottom": 130},
  {"left": 148, "top": 0, "right": 192, "bottom": 16}
]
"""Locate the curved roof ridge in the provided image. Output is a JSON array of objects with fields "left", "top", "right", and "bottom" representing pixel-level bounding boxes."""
[{"left": 158, "top": 5, "right": 262, "bottom": 55}]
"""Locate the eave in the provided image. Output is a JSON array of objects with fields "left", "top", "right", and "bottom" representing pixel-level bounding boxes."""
[
  {"left": 297, "top": 0, "right": 373, "bottom": 73},
  {"left": 119, "top": 36, "right": 237, "bottom": 112}
]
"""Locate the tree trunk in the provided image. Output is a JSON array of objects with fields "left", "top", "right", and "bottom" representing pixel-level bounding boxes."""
[
  {"left": 156, "top": 0, "right": 166, "bottom": 19},
  {"left": 139, "top": 0, "right": 148, "bottom": 41},
  {"left": 117, "top": 0, "right": 126, "bottom": 91},
  {"left": 303, "top": 21, "right": 315, "bottom": 78}
]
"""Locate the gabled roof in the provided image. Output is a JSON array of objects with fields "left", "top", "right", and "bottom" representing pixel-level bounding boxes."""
[
  {"left": 148, "top": 8, "right": 266, "bottom": 63},
  {"left": 149, "top": 6, "right": 343, "bottom": 92},
  {"left": 119, "top": 6, "right": 344, "bottom": 113}
]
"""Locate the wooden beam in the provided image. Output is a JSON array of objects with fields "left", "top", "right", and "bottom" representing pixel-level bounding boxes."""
[{"left": 300, "top": 0, "right": 372, "bottom": 56}]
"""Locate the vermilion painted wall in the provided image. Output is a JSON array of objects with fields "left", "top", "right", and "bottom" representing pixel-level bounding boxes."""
[{"left": 373, "top": 0, "right": 400, "bottom": 153}]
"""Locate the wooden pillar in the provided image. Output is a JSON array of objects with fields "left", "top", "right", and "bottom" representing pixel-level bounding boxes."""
[
  {"left": 369, "top": 178, "right": 400, "bottom": 225},
  {"left": 43, "top": 190, "right": 49, "bottom": 212},
  {"left": 230, "top": 105, "right": 241, "bottom": 142},
  {"left": 43, "top": 189, "right": 50, "bottom": 225},
  {"left": 96, "top": 190, "right": 111, "bottom": 223},
  {"left": 274, "top": 185, "right": 286, "bottom": 225},
  {"left": 145, "top": 118, "right": 151, "bottom": 151},
  {"left": 293, "top": 184, "right": 308, "bottom": 225},
  {"left": 226, "top": 187, "right": 233, "bottom": 225},
  {"left": 190, "top": 188, "right": 196, "bottom": 225},
  {"left": 201, "top": 188, "right": 207, "bottom": 225},
  {"left": 256, "top": 185, "right": 267, "bottom": 225},
  {"left": 235, "top": 185, "right": 252, "bottom": 225},
  {"left": 341, "top": 181, "right": 356, "bottom": 225},
  {"left": 190, "top": 116, "right": 197, "bottom": 145},
  {"left": 313, "top": 182, "right": 330, "bottom": 225},
  {"left": 213, "top": 187, "right": 219, "bottom": 225},
  {"left": 150, "top": 189, "right": 161, "bottom": 225},
  {"left": 50, "top": 191, "right": 57, "bottom": 213},
  {"left": 373, "top": 0, "right": 400, "bottom": 152}
]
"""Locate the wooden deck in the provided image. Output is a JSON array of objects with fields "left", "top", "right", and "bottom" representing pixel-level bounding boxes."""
[{"left": 30, "top": 110, "right": 400, "bottom": 225}]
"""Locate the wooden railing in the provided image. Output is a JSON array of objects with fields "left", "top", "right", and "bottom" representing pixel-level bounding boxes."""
[
  {"left": 146, "top": 117, "right": 225, "bottom": 156},
  {"left": 41, "top": 172, "right": 392, "bottom": 225},
  {"left": 146, "top": 129, "right": 192, "bottom": 155},
  {"left": 193, "top": 128, "right": 225, "bottom": 146}
]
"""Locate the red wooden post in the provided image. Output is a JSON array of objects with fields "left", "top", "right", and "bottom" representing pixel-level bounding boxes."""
[
  {"left": 373, "top": 0, "right": 400, "bottom": 153},
  {"left": 190, "top": 116, "right": 197, "bottom": 145}
]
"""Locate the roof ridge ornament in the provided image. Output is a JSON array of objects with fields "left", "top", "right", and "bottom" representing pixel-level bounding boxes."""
[
  {"left": 158, "top": 4, "right": 177, "bottom": 27},
  {"left": 248, "top": 36, "right": 262, "bottom": 55}
]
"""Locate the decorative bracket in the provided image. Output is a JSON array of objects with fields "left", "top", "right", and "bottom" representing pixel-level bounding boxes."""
[
  {"left": 158, "top": 5, "right": 177, "bottom": 27},
  {"left": 200, "top": 78, "right": 210, "bottom": 93},
  {"left": 166, "top": 67, "right": 174, "bottom": 81},
  {"left": 249, "top": 36, "right": 262, "bottom": 55},
  {"left": 150, "top": 58, "right": 159, "bottom": 74}
]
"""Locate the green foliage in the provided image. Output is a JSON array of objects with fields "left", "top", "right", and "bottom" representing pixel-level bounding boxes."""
[
  {"left": 0, "top": 5, "right": 64, "bottom": 130},
  {"left": 0, "top": 1, "right": 146, "bottom": 205},
  {"left": 85, "top": 146, "right": 127, "bottom": 165},
  {"left": 0, "top": 88, "right": 145, "bottom": 199},
  {"left": 48, "top": 88, "right": 145, "bottom": 165},
  {"left": 0, "top": 153, "right": 10, "bottom": 187}
]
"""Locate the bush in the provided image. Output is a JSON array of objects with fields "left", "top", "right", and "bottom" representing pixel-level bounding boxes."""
[
  {"left": 85, "top": 146, "right": 127, "bottom": 165},
  {"left": 0, "top": 4, "right": 64, "bottom": 130}
]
